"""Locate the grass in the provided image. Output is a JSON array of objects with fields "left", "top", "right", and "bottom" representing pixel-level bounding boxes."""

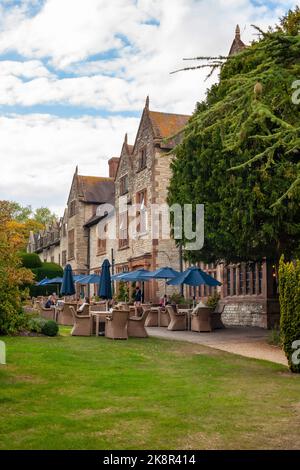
[{"left": 0, "top": 328, "right": 299, "bottom": 450}]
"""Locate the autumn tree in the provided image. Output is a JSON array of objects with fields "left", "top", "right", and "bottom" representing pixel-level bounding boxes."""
[{"left": 0, "top": 201, "right": 34, "bottom": 334}]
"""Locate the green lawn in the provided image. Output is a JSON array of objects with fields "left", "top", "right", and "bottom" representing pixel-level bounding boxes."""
[{"left": 0, "top": 328, "right": 299, "bottom": 450}]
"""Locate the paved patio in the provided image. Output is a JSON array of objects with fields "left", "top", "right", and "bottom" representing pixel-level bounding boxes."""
[{"left": 147, "top": 327, "right": 288, "bottom": 366}]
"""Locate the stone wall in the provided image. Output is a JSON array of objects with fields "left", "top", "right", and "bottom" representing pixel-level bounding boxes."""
[{"left": 220, "top": 299, "right": 280, "bottom": 329}]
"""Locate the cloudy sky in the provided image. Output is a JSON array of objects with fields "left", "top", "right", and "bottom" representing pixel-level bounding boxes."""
[{"left": 0, "top": 0, "right": 298, "bottom": 215}]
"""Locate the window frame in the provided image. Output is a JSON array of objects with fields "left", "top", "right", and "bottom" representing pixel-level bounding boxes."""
[{"left": 68, "top": 229, "right": 75, "bottom": 260}]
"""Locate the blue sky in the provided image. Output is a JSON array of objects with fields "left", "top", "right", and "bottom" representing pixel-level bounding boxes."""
[{"left": 0, "top": 0, "right": 298, "bottom": 214}]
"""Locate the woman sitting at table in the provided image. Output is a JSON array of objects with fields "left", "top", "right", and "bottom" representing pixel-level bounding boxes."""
[{"left": 77, "top": 297, "right": 90, "bottom": 314}]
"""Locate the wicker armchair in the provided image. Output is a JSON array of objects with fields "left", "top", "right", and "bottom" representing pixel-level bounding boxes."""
[
  {"left": 211, "top": 304, "right": 225, "bottom": 329},
  {"left": 56, "top": 303, "right": 76, "bottom": 326},
  {"left": 105, "top": 310, "right": 129, "bottom": 340},
  {"left": 191, "top": 307, "right": 212, "bottom": 333},
  {"left": 145, "top": 308, "right": 159, "bottom": 327},
  {"left": 160, "top": 308, "right": 171, "bottom": 327},
  {"left": 77, "top": 304, "right": 90, "bottom": 316},
  {"left": 90, "top": 302, "right": 107, "bottom": 312},
  {"left": 128, "top": 309, "right": 150, "bottom": 338},
  {"left": 166, "top": 305, "right": 187, "bottom": 331},
  {"left": 37, "top": 303, "right": 55, "bottom": 321},
  {"left": 70, "top": 306, "right": 92, "bottom": 336}
]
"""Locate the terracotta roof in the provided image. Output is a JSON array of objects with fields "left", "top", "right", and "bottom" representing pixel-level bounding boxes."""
[
  {"left": 148, "top": 110, "right": 190, "bottom": 139},
  {"left": 77, "top": 175, "right": 115, "bottom": 204}
]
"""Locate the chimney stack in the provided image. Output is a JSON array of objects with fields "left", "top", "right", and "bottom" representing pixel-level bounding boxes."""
[{"left": 108, "top": 157, "right": 120, "bottom": 179}]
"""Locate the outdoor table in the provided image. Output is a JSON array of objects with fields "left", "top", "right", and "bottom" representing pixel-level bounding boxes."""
[
  {"left": 177, "top": 309, "right": 193, "bottom": 331},
  {"left": 90, "top": 311, "right": 112, "bottom": 336}
]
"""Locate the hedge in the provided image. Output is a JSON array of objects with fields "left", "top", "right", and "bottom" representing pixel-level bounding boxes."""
[
  {"left": 30, "top": 262, "right": 63, "bottom": 297},
  {"left": 20, "top": 252, "right": 43, "bottom": 269},
  {"left": 279, "top": 256, "right": 300, "bottom": 373}
]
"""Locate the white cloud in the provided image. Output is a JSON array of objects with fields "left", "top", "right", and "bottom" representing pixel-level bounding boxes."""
[
  {"left": 0, "top": 0, "right": 297, "bottom": 114},
  {"left": 0, "top": 59, "right": 52, "bottom": 78},
  {"left": 0, "top": 0, "right": 299, "bottom": 213},
  {"left": 0, "top": 113, "right": 139, "bottom": 213}
]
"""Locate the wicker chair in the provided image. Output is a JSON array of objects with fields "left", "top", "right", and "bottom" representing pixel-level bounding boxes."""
[
  {"left": 77, "top": 304, "right": 90, "bottom": 316},
  {"left": 56, "top": 303, "right": 76, "bottom": 326},
  {"left": 159, "top": 308, "right": 171, "bottom": 327},
  {"left": 70, "top": 306, "right": 92, "bottom": 336},
  {"left": 37, "top": 303, "right": 55, "bottom": 321},
  {"left": 211, "top": 304, "right": 225, "bottom": 329},
  {"left": 128, "top": 309, "right": 150, "bottom": 338},
  {"left": 145, "top": 308, "right": 159, "bottom": 327},
  {"left": 105, "top": 310, "right": 129, "bottom": 340},
  {"left": 191, "top": 307, "right": 212, "bottom": 333},
  {"left": 90, "top": 303, "right": 107, "bottom": 312},
  {"left": 166, "top": 305, "right": 187, "bottom": 331}
]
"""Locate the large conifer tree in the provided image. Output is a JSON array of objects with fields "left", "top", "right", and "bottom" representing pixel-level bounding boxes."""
[{"left": 168, "top": 8, "right": 300, "bottom": 264}]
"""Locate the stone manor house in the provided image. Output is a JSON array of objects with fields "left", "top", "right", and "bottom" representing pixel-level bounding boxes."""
[{"left": 27, "top": 28, "right": 280, "bottom": 329}]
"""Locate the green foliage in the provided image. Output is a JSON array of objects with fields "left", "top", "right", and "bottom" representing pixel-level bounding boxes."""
[
  {"left": 0, "top": 202, "right": 34, "bottom": 335},
  {"left": 34, "top": 207, "right": 57, "bottom": 226},
  {"left": 0, "top": 301, "right": 29, "bottom": 335},
  {"left": 28, "top": 316, "right": 47, "bottom": 334},
  {"left": 41, "top": 320, "right": 59, "bottom": 337},
  {"left": 279, "top": 256, "right": 300, "bottom": 373},
  {"left": 31, "top": 262, "right": 63, "bottom": 282},
  {"left": 30, "top": 262, "right": 63, "bottom": 297},
  {"left": 278, "top": 6, "right": 300, "bottom": 35},
  {"left": 168, "top": 11, "right": 300, "bottom": 264},
  {"left": 170, "top": 293, "right": 186, "bottom": 305},
  {"left": 20, "top": 253, "right": 42, "bottom": 269},
  {"left": 267, "top": 327, "right": 282, "bottom": 347},
  {"left": 5, "top": 201, "right": 32, "bottom": 222},
  {"left": 206, "top": 293, "right": 221, "bottom": 310},
  {"left": 117, "top": 281, "right": 129, "bottom": 302}
]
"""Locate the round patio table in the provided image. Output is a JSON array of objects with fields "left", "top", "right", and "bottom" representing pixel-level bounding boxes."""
[{"left": 90, "top": 311, "right": 112, "bottom": 336}]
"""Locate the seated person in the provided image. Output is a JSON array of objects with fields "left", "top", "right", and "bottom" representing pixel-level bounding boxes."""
[
  {"left": 44, "top": 295, "right": 55, "bottom": 309},
  {"left": 77, "top": 297, "right": 90, "bottom": 314},
  {"left": 159, "top": 294, "right": 171, "bottom": 307}
]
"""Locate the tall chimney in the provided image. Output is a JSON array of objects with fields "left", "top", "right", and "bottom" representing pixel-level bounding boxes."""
[{"left": 108, "top": 157, "right": 120, "bottom": 179}]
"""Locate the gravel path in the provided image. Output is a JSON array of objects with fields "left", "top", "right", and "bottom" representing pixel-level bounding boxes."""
[{"left": 147, "top": 327, "right": 288, "bottom": 366}]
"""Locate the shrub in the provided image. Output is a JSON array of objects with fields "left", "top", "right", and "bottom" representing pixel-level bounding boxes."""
[
  {"left": 41, "top": 320, "right": 59, "bottom": 337},
  {"left": 20, "top": 253, "right": 42, "bottom": 269},
  {"left": 267, "top": 327, "right": 282, "bottom": 347},
  {"left": 32, "top": 262, "right": 63, "bottom": 282},
  {"left": 117, "top": 281, "right": 129, "bottom": 302},
  {"left": 170, "top": 293, "right": 186, "bottom": 305},
  {"left": 279, "top": 256, "right": 300, "bottom": 373},
  {"left": 30, "top": 262, "right": 63, "bottom": 297},
  {"left": 28, "top": 316, "right": 47, "bottom": 333},
  {"left": 206, "top": 293, "right": 221, "bottom": 310}
]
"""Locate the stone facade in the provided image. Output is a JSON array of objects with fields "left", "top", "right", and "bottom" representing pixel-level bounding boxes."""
[
  {"left": 112, "top": 98, "right": 190, "bottom": 302},
  {"left": 28, "top": 65, "right": 280, "bottom": 328},
  {"left": 28, "top": 167, "right": 115, "bottom": 280}
]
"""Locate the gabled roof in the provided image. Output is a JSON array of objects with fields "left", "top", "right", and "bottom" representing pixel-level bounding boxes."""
[
  {"left": 148, "top": 110, "right": 190, "bottom": 139},
  {"left": 229, "top": 25, "right": 246, "bottom": 56},
  {"left": 114, "top": 134, "right": 134, "bottom": 181},
  {"left": 77, "top": 175, "right": 115, "bottom": 204}
]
